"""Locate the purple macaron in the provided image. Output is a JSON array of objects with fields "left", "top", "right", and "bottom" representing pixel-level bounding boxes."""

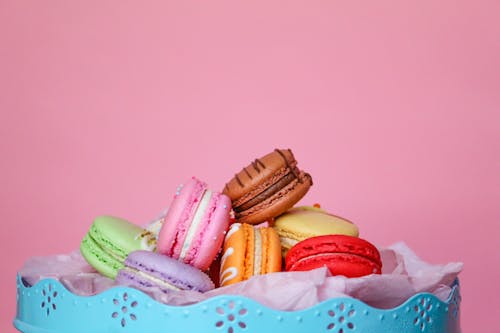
[{"left": 116, "top": 250, "right": 215, "bottom": 293}]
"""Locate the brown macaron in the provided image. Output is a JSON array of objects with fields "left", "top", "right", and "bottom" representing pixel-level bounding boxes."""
[{"left": 223, "top": 149, "right": 313, "bottom": 224}]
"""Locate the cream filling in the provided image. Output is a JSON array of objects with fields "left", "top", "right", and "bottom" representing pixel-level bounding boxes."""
[
  {"left": 295, "top": 252, "right": 335, "bottom": 263},
  {"left": 279, "top": 236, "right": 299, "bottom": 250},
  {"left": 108, "top": 248, "right": 125, "bottom": 263},
  {"left": 179, "top": 190, "right": 212, "bottom": 260},
  {"left": 88, "top": 233, "right": 125, "bottom": 263},
  {"left": 253, "top": 229, "right": 262, "bottom": 276},
  {"left": 122, "top": 267, "right": 181, "bottom": 291}
]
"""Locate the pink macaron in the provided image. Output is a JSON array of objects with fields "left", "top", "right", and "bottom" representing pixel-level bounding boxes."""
[{"left": 157, "top": 177, "right": 232, "bottom": 270}]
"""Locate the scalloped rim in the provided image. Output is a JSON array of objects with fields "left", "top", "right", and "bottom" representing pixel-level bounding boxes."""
[{"left": 16, "top": 274, "right": 460, "bottom": 314}]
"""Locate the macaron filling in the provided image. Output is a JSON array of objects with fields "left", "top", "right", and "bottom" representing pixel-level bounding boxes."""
[
  {"left": 88, "top": 224, "right": 127, "bottom": 262},
  {"left": 182, "top": 192, "right": 225, "bottom": 267},
  {"left": 238, "top": 178, "right": 305, "bottom": 218},
  {"left": 168, "top": 180, "right": 206, "bottom": 257},
  {"left": 253, "top": 229, "right": 263, "bottom": 276},
  {"left": 120, "top": 250, "right": 215, "bottom": 292},
  {"left": 120, "top": 267, "right": 181, "bottom": 291},
  {"left": 292, "top": 252, "right": 378, "bottom": 266},
  {"left": 234, "top": 172, "right": 297, "bottom": 213},
  {"left": 278, "top": 236, "right": 299, "bottom": 252},
  {"left": 179, "top": 189, "right": 212, "bottom": 260},
  {"left": 229, "top": 166, "right": 289, "bottom": 207},
  {"left": 80, "top": 233, "right": 123, "bottom": 273},
  {"left": 289, "top": 252, "right": 382, "bottom": 275}
]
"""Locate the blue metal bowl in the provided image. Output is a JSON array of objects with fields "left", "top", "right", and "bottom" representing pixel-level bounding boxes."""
[{"left": 14, "top": 274, "right": 461, "bottom": 333}]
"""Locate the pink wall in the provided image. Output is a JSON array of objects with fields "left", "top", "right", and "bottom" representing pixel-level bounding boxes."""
[{"left": 1, "top": 0, "right": 499, "bottom": 332}]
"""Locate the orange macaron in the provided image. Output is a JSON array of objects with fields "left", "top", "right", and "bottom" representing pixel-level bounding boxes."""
[{"left": 219, "top": 223, "right": 282, "bottom": 287}]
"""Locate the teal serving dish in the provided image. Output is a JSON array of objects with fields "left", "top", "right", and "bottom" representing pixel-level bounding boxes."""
[{"left": 14, "top": 274, "right": 461, "bottom": 333}]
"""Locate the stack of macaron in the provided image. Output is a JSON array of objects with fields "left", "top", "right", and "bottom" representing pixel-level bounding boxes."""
[
  {"left": 80, "top": 148, "right": 382, "bottom": 294},
  {"left": 219, "top": 149, "right": 381, "bottom": 285}
]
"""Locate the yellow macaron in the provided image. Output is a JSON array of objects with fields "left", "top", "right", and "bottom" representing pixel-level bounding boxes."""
[{"left": 273, "top": 205, "right": 359, "bottom": 257}]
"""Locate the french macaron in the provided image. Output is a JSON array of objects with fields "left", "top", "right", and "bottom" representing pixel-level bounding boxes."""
[
  {"left": 157, "top": 177, "right": 231, "bottom": 271},
  {"left": 223, "top": 149, "right": 313, "bottom": 225},
  {"left": 116, "top": 250, "right": 214, "bottom": 293},
  {"left": 219, "top": 223, "right": 281, "bottom": 287},
  {"left": 273, "top": 205, "right": 359, "bottom": 257},
  {"left": 80, "top": 216, "right": 157, "bottom": 279},
  {"left": 285, "top": 235, "right": 382, "bottom": 278}
]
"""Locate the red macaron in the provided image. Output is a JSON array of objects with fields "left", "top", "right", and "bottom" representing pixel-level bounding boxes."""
[{"left": 285, "top": 235, "right": 382, "bottom": 278}]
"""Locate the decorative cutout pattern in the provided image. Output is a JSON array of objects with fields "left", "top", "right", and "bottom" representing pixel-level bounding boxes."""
[
  {"left": 449, "top": 290, "right": 461, "bottom": 319},
  {"left": 214, "top": 301, "right": 248, "bottom": 332},
  {"left": 41, "top": 284, "right": 57, "bottom": 317},
  {"left": 111, "top": 293, "right": 138, "bottom": 327},
  {"left": 326, "top": 303, "right": 355, "bottom": 332},
  {"left": 413, "top": 298, "right": 433, "bottom": 332}
]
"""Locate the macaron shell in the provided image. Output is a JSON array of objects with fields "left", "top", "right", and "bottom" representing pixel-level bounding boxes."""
[
  {"left": 219, "top": 223, "right": 248, "bottom": 286},
  {"left": 259, "top": 227, "right": 282, "bottom": 274},
  {"left": 117, "top": 269, "right": 161, "bottom": 291},
  {"left": 157, "top": 178, "right": 204, "bottom": 256},
  {"left": 80, "top": 233, "right": 122, "bottom": 279},
  {"left": 285, "top": 235, "right": 382, "bottom": 278},
  {"left": 80, "top": 216, "right": 154, "bottom": 279},
  {"left": 286, "top": 234, "right": 382, "bottom": 269},
  {"left": 219, "top": 223, "right": 282, "bottom": 286},
  {"left": 236, "top": 175, "right": 312, "bottom": 224},
  {"left": 188, "top": 193, "right": 231, "bottom": 270},
  {"left": 91, "top": 216, "right": 155, "bottom": 255},
  {"left": 274, "top": 207, "right": 359, "bottom": 256},
  {"left": 288, "top": 253, "right": 381, "bottom": 277},
  {"left": 224, "top": 149, "right": 296, "bottom": 201},
  {"left": 117, "top": 250, "right": 215, "bottom": 292},
  {"left": 157, "top": 178, "right": 231, "bottom": 270},
  {"left": 223, "top": 149, "right": 312, "bottom": 225}
]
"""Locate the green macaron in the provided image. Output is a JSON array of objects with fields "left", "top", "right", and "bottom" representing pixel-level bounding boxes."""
[{"left": 80, "top": 216, "right": 156, "bottom": 279}]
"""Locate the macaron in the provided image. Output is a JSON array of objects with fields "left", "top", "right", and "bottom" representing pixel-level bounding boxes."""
[
  {"left": 157, "top": 177, "right": 231, "bottom": 271},
  {"left": 273, "top": 205, "right": 359, "bottom": 257},
  {"left": 219, "top": 223, "right": 281, "bottom": 287},
  {"left": 80, "top": 216, "right": 157, "bottom": 279},
  {"left": 285, "top": 235, "right": 382, "bottom": 278},
  {"left": 116, "top": 250, "right": 214, "bottom": 293},
  {"left": 223, "top": 149, "right": 313, "bottom": 225}
]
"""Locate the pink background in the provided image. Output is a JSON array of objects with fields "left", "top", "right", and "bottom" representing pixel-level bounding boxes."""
[{"left": 1, "top": 0, "right": 499, "bottom": 332}]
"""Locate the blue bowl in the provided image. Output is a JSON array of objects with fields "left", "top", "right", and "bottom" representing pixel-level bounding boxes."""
[{"left": 14, "top": 274, "right": 461, "bottom": 333}]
